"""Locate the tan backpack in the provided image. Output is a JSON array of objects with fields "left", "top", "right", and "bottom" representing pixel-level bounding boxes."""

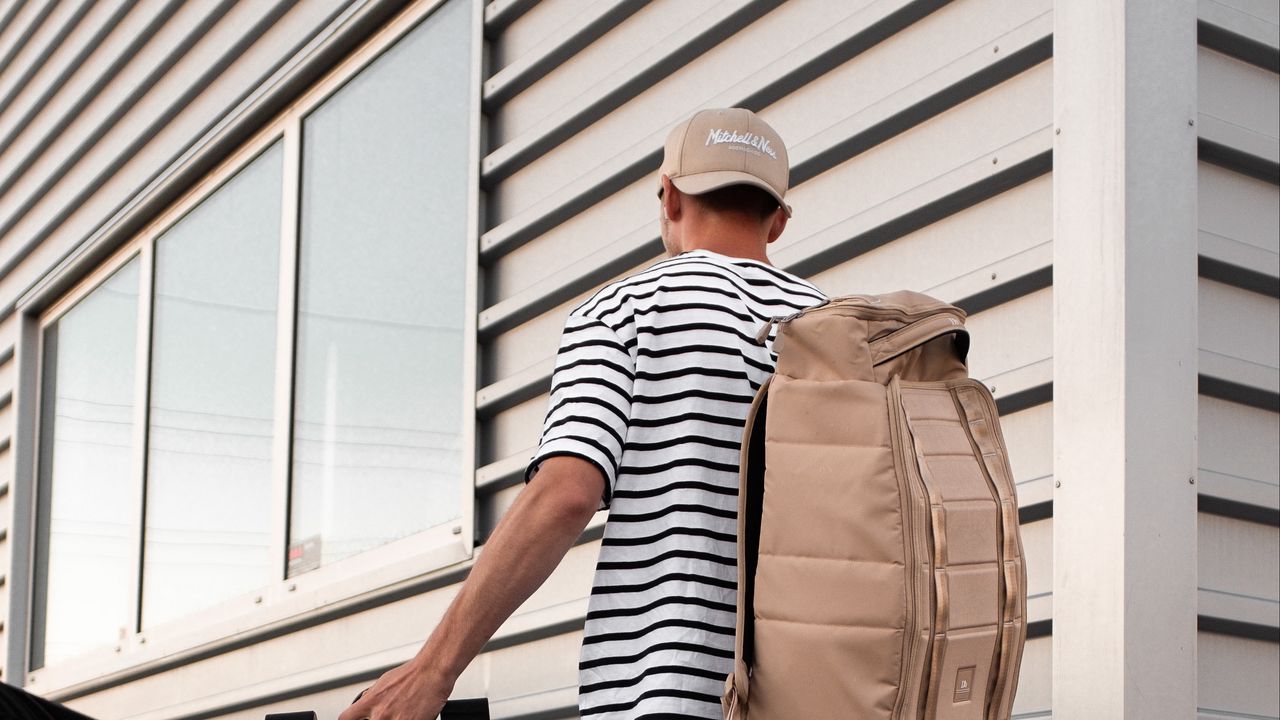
[{"left": 723, "top": 291, "right": 1026, "bottom": 720}]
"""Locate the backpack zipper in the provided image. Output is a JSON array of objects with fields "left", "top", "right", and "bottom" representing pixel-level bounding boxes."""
[{"left": 754, "top": 300, "right": 829, "bottom": 344}]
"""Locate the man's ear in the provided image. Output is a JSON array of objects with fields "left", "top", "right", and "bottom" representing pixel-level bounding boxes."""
[
  {"left": 765, "top": 208, "right": 787, "bottom": 244},
  {"left": 661, "top": 175, "right": 682, "bottom": 221}
]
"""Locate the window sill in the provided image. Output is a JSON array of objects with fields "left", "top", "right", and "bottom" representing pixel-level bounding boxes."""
[{"left": 30, "top": 523, "right": 471, "bottom": 702}]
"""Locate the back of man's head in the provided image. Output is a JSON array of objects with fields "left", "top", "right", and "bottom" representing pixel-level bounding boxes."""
[
  {"left": 657, "top": 108, "right": 792, "bottom": 260},
  {"left": 658, "top": 108, "right": 791, "bottom": 217},
  {"left": 686, "top": 184, "right": 780, "bottom": 222}
]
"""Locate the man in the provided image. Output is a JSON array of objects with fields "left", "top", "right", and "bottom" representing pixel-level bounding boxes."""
[{"left": 342, "top": 108, "right": 825, "bottom": 720}]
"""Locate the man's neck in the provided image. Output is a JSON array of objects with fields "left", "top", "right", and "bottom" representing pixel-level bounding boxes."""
[{"left": 679, "top": 217, "right": 771, "bottom": 264}]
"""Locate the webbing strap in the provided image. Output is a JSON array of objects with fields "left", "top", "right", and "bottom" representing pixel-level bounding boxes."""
[{"left": 732, "top": 376, "right": 772, "bottom": 712}]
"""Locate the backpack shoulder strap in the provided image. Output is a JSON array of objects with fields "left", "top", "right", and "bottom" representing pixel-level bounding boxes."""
[{"left": 729, "top": 375, "right": 772, "bottom": 715}]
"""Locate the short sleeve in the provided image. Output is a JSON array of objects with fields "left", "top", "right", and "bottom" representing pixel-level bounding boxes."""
[{"left": 525, "top": 314, "right": 635, "bottom": 508}]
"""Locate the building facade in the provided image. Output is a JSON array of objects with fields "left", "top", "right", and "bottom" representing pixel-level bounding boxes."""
[{"left": 0, "top": 0, "right": 1275, "bottom": 718}]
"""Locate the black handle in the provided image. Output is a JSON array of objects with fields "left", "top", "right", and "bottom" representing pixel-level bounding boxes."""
[
  {"left": 441, "top": 699, "right": 490, "bottom": 720},
  {"left": 342, "top": 689, "right": 489, "bottom": 720}
]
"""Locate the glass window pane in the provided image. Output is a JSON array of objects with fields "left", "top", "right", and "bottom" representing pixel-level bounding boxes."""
[
  {"left": 32, "top": 259, "right": 141, "bottom": 669},
  {"left": 289, "top": 0, "right": 471, "bottom": 574},
  {"left": 141, "top": 143, "right": 284, "bottom": 629}
]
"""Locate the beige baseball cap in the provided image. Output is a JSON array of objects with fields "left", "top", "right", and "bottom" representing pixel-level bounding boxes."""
[{"left": 659, "top": 107, "right": 792, "bottom": 217}]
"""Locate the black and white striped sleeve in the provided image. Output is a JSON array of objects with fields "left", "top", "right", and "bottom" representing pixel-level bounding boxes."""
[{"left": 526, "top": 313, "right": 635, "bottom": 508}]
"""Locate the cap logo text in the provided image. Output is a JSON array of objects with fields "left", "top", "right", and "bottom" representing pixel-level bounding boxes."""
[{"left": 705, "top": 129, "right": 777, "bottom": 159}]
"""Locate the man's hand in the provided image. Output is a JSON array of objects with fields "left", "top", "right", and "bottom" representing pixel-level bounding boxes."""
[
  {"left": 334, "top": 456, "right": 602, "bottom": 720},
  {"left": 338, "top": 657, "right": 450, "bottom": 720}
]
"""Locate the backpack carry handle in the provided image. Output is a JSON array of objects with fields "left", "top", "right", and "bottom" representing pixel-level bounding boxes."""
[{"left": 868, "top": 312, "right": 969, "bottom": 366}]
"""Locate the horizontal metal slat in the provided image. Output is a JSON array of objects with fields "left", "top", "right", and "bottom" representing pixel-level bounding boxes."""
[
  {"left": 953, "top": 264, "right": 1053, "bottom": 317},
  {"left": 1200, "top": 348, "right": 1280, "bottom": 397},
  {"left": 476, "top": 358, "right": 554, "bottom": 417},
  {"left": 1199, "top": 494, "right": 1280, "bottom": 526},
  {"left": 978, "top": 611, "right": 1280, "bottom": 644},
  {"left": 0, "top": 0, "right": 183, "bottom": 167},
  {"left": 995, "top": 382, "right": 1052, "bottom": 416},
  {"left": 481, "top": 35, "right": 1054, "bottom": 333},
  {"left": 480, "top": 222, "right": 659, "bottom": 339},
  {"left": 480, "top": 0, "right": 1047, "bottom": 264},
  {"left": 1018, "top": 474, "right": 1054, "bottom": 509},
  {"left": 2, "top": 0, "right": 414, "bottom": 325},
  {"left": 483, "top": 0, "right": 645, "bottom": 111},
  {"left": 0, "top": 0, "right": 30, "bottom": 42},
  {"left": 482, "top": 0, "right": 538, "bottom": 37},
  {"left": 789, "top": 21, "right": 1051, "bottom": 189},
  {"left": 776, "top": 128, "right": 1053, "bottom": 277},
  {"left": 0, "top": 0, "right": 56, "bottom": 79},
  {"left": 480, "top": 0, "right": 785, "bottom": 186},
  {"left": 0, "top": 0, "right": 232, "bottom": 207},
  {"left": 1200, "top": 135, "right": 1280, "bottom": 185},
  {"left": 1199, "top": 468, "right": 1280, "bottom": 516},
  {"left": 0, "top": 0, "right": 96, "bottom": 119},
  {"left": 1198, "top": 0, "right": 1280, "bottom": 72},
  {"left": 1020, "top": 500, "right": 1052, "bottom": 524},
  {"left": 1200, "top": 374, "right": 1280, "bottom": 412},
  {"left": 476, "top": 446, "right": 534, "bottom": 493},
  {"left": 1199, "top": 254, "right": 1280, "bottom": 298},
  {"left": 1199, "top": 615, "right": 1280, "bottom": 642},
  {"left": 0, "top": 0, "right": 138, "bottom": 160}
]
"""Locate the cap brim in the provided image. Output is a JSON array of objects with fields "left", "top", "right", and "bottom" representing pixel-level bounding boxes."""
[{"left": 671, "top": 171, "right": 793, "bottom": 217}]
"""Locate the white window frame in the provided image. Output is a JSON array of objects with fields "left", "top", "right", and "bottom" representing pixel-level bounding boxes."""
[{"left": 24, "top": 0, "right": 482, "bottom": 695}]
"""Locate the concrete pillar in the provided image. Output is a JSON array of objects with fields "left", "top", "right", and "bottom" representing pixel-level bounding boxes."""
[{"left": 1052, "top": 0, "right": 1199, "bottom": 717}]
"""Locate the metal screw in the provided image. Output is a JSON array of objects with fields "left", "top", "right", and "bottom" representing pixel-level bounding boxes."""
[
  {"left": 1055, "top": 127, "right": 1061, "bottom": 135},
  {"left": 990, "top": 272, "right": 998, "bottom": 281},
  {"left": 989, "top": 385, "right": 997, "bottom": 394},
  {"left": 289, "top": 583, "right": 298, "bottom": 592},
  {"left": 139, "top": 636, "right": 147, "bottom": 644},
  {"left": 254, "top": 596, "right": 264, "bottom": 604},
  {"left": 453, "top": 526, "right": 463, "bottom": 535},
  {"left": 993, "top": 45, "right": 999, "bottom": 53},
  {"left": 1188, "top": 476, "right": 1195, "bottom": 485},
  {"left": 992, "top": 156, "right": 999, "bottom": 164},
  {"left": 1188, "top": 118, "right": 1195, "bottom": 126},
  {"left": 1055, "top": 480, "right": 1061, "bottom": 488}
]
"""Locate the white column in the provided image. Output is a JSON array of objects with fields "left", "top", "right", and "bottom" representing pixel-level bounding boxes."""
[{"left": 1052, "top": 1, "right": 1199, "bottom": 717}]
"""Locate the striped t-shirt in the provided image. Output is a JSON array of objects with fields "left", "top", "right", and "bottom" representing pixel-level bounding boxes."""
[{"left": 527, "top": 249, "right": 826, "bottom": 719}]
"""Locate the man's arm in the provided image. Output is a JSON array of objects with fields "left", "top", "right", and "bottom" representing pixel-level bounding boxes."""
[{"left": 339, "top": 456, "right": 603, "bottom": 720}]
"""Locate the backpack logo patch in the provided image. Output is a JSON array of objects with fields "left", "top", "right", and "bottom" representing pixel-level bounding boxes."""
[{"left": 954, "top": 666, "right": 975, "bottom": 703}]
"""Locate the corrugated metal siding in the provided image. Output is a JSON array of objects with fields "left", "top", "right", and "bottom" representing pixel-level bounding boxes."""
[
  {"left": 1195, "top": 0, "right": 1280, "bottom": 717},
  {"left": 0, "top": 0, "right": 1273, "bottom": 718},
  {"left": 0, "top": 0, "right": 415, "bottom": 690}
]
